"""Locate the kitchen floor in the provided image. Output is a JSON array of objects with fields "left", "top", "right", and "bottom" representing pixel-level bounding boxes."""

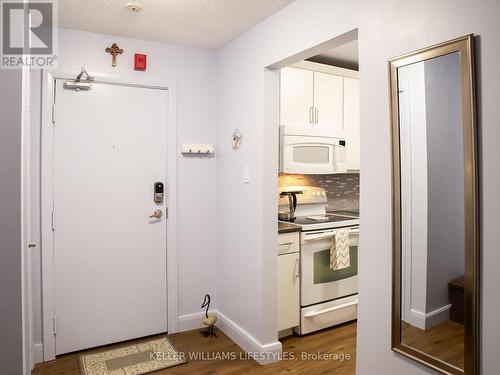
[{"left": 32, "top": 322, "right": 357, "bottom": 375}]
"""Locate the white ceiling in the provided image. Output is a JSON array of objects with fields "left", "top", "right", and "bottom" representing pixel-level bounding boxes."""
[
  {"left": 59, "top": 0, "right": 295, "bottom": 50},
  {"left": 308, "top": 39, "right": 359, "bottom": 70}
]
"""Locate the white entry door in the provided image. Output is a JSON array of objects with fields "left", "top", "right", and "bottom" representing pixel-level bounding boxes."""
[{"left": 52, "top": 79, "right": 168, "bottom": 355}]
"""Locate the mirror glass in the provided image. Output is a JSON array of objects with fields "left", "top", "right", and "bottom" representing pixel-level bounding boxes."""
[
  {"left": 390, "top": 35, "right": 478, "bottom": 375},
  {"left": 398, "top": 52, "right": 464, "bottom": 369}
]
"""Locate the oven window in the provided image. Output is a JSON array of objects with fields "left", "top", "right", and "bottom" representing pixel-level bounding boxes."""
[
  {"left": 313, "top": 245, "right": 358, "bottom": 284},
  {"left": 293, "top": 146, "right": 330, "bottom": 164}
]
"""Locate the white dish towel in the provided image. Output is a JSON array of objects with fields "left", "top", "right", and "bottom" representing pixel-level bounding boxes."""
[{"left": 330, "top": 229, "right": 350, "bottom": 270}]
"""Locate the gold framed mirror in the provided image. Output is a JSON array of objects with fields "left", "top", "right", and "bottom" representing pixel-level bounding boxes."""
[{"left": 389, "top": 35, "right": 479, "bottom": 375}]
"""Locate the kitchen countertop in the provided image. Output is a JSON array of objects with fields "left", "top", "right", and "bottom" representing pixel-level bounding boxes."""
[{"left": 278, "top": 221, "right": 301, "bottom": 234}]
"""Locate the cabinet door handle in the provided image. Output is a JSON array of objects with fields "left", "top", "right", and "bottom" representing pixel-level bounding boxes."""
[
  {"left": 295, "top": 258, "right": 300, "bottom": 278},
  {"left": 309, "top": 106, "right": 314, "bottom": 124},
  {"left": 315, "top": 108, "right": 319, "bottom": 124}
]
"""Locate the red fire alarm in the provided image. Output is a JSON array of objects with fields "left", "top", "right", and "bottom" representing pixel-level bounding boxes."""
[{"left": 134, "top": 53, "right": 147, "bottom": 71}]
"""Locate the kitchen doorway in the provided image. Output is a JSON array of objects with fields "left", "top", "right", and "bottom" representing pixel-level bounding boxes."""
[{"left": 266, "top": 29, "right": 360, "bottom": 366}]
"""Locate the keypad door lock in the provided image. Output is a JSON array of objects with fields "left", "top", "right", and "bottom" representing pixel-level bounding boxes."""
[{"left": 154, "top": 182, "right": 164, "bottom": 204}]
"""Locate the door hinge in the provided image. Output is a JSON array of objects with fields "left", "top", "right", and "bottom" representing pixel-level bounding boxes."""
[
  {"left": 51, "top": 211, "right": 55, "bottom": 231},
  {"left": 51, "top": 104, "right": 56, "bottom": 124},
  {"left": 53, "top": 316, "right": 57, "bottom": 336}
]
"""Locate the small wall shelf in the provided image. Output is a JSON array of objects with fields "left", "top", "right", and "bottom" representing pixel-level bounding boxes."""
[{"left": 181, "top": 143, "right": 215, "bottom": 155}]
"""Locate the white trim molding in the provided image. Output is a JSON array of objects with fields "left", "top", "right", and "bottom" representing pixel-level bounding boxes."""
[
  {"left": 40, "top": 70, "right": 179, "bottom": 360},
  {"left": 178, "top": 312, "right": 206, "bottom": 332},
  {"left": 215, "top": 310, "right": 282, "bottom": 365},
  {"left": 409, "top": 304, "right": 452, "bottom": 330},
  {"left": 291, "top": 60, "right": 359, "bottom": 79},
  {"left": 32, "top": 343, "right": 43, "bottom": 366},
  {"left": 176, "top": 309, "right": 284, "bottom": 365},
  {"left": 21, "top": 65, "right": 32, "bottom": 374}
]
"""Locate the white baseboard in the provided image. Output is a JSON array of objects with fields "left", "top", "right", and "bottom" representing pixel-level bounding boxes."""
[
  {"left": 178, "top": 310, "right": 283, "bottom": 364},
  {"left": 177, "top": 311, "right": 206, "bottom": 332},
  {"left": 32, "top": 343, "right": 43, "bottom": 366},
  {"left": 214, "top": 310, "right": 282, "bottom": 364},
  {"left": 424, "top": 304, "right": 451, "bottom": 329},
  {"left": 407, "top": 309, "right": 426, "bottom": 330},
  {"left": 410, "top": 304, "right": 451, "bottom": 330}
]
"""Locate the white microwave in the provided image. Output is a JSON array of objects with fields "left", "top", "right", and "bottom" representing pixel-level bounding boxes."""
[{"left": 280, "top": 134, "right": 347, "bottom": 174}]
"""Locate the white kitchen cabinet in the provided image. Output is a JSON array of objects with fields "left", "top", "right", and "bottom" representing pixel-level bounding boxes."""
[
  {"left": 278, "top": 231, "right": 300, "bottom": 254},
  {"left": 343, "top": 77, "right": 360, "bottom": 171},
  {"left": 279, "top": 62, "right": 359, "bottom": 173},
  {"left": 280, "top": 67, "right": 314, "bottom": 129},
  {"left": 280, "top": 67, "right": 344, "bottom": 137},
  {"left": 313, "top": 71, "right": 344, "bottom": 136},
  {"left": 277, "top": 232, "right": 300, "bottom": 332}
]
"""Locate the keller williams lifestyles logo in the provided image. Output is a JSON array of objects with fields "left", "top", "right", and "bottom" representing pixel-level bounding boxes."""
[{"left": 1, "top": 0, "right": 58, "bottom": 68}]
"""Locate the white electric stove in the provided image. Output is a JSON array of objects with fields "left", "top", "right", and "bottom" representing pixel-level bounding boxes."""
[{"left": 279, "top": 186, "right": 359, "bottom": 335}]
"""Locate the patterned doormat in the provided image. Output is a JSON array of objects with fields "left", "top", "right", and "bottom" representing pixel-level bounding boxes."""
[{"left": 79, "top": 336, "right": 186, "bottom": 375}]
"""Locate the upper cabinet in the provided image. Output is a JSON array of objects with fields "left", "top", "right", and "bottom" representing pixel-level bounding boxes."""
[
  {"left": 280, "top": 67, "right": 343, "bottom": 137},
  {"left": 279, "top": 62, "right": 360, "bottom": 173},
  {"left": 313, "top": 71, "right": 344, "bottom": 136},
  {"left": 280, "top": 67, "right": 314, "bottom": 128}
]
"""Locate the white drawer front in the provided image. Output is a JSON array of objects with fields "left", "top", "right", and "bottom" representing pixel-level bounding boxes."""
[
  {"left": 298, "top": 295, "right": 358, "bottom": 335},
  {"left": 278, "top": 232, "right": 300, "bottom": 254}
]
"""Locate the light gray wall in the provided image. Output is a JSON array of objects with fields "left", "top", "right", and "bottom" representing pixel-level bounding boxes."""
[
  {"left": 424, "top": 53, "right": 465, "bottom": 312},
  {"left": 0, "top": 70, "right": 24, "bottom": 374},
  {"left": 216, "top": 0, "right": 500, "bottom": 374}
]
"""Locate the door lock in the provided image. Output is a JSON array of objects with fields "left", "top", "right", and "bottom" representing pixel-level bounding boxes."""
[
  {"left": 149, "top": 209, "right": 162, "bottom": 219},
  {"left": 154, "top": 182, "right": 164, "bottom": 204}
]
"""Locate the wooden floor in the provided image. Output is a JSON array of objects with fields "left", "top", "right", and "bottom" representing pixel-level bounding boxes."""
[
  {"left": 402, "top": 319, "right": 464, "bottom": 369},
  {"left": 32, "top": 322, "right": 357, "bottom": 375}
]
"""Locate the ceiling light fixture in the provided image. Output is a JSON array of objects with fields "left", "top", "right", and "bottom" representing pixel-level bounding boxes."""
[{"left": 126, "top": 2, "right": 144, "bottom": 13}]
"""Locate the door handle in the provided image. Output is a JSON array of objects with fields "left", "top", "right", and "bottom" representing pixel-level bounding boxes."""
[
  {"left": 149, "top": 209, "right": 162, "bottom": 219},
  {"left": 315, "top": 108, "right": 319, "bottom": 124},
  {"left": 309, "top": 106, "right": 314, "bottom": 124}
]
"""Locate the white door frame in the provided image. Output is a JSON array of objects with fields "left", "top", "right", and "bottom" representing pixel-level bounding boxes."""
[
  {"left": 21, "top": 66, "right": 32, "bottom": 373},
  {"left": 40, "top": 70, "right": 178, "bottom": 361}
]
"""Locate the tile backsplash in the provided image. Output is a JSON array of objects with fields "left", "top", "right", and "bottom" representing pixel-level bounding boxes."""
[{"left": 278, "top": 173, "right": 360, "bottom": 212}]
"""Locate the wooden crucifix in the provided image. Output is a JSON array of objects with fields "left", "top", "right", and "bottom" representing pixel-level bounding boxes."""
[{"left": 105, "top": 43, "right": 123, "bottom": 67}]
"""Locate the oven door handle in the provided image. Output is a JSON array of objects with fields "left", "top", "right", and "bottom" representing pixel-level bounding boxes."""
[
  {"left": 302, "top": 232, "right": 336, "bottom": 242},
  {"left": 303, "top": 228, "right": 359, "bottom": 242},
  {"left": 304, "top": 300, "right": 358, "bottom": 318}
]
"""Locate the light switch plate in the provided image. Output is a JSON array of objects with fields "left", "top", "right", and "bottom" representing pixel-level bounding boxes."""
[{"left": 243, "top": 166, "right": 250, "bottom": 184}]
